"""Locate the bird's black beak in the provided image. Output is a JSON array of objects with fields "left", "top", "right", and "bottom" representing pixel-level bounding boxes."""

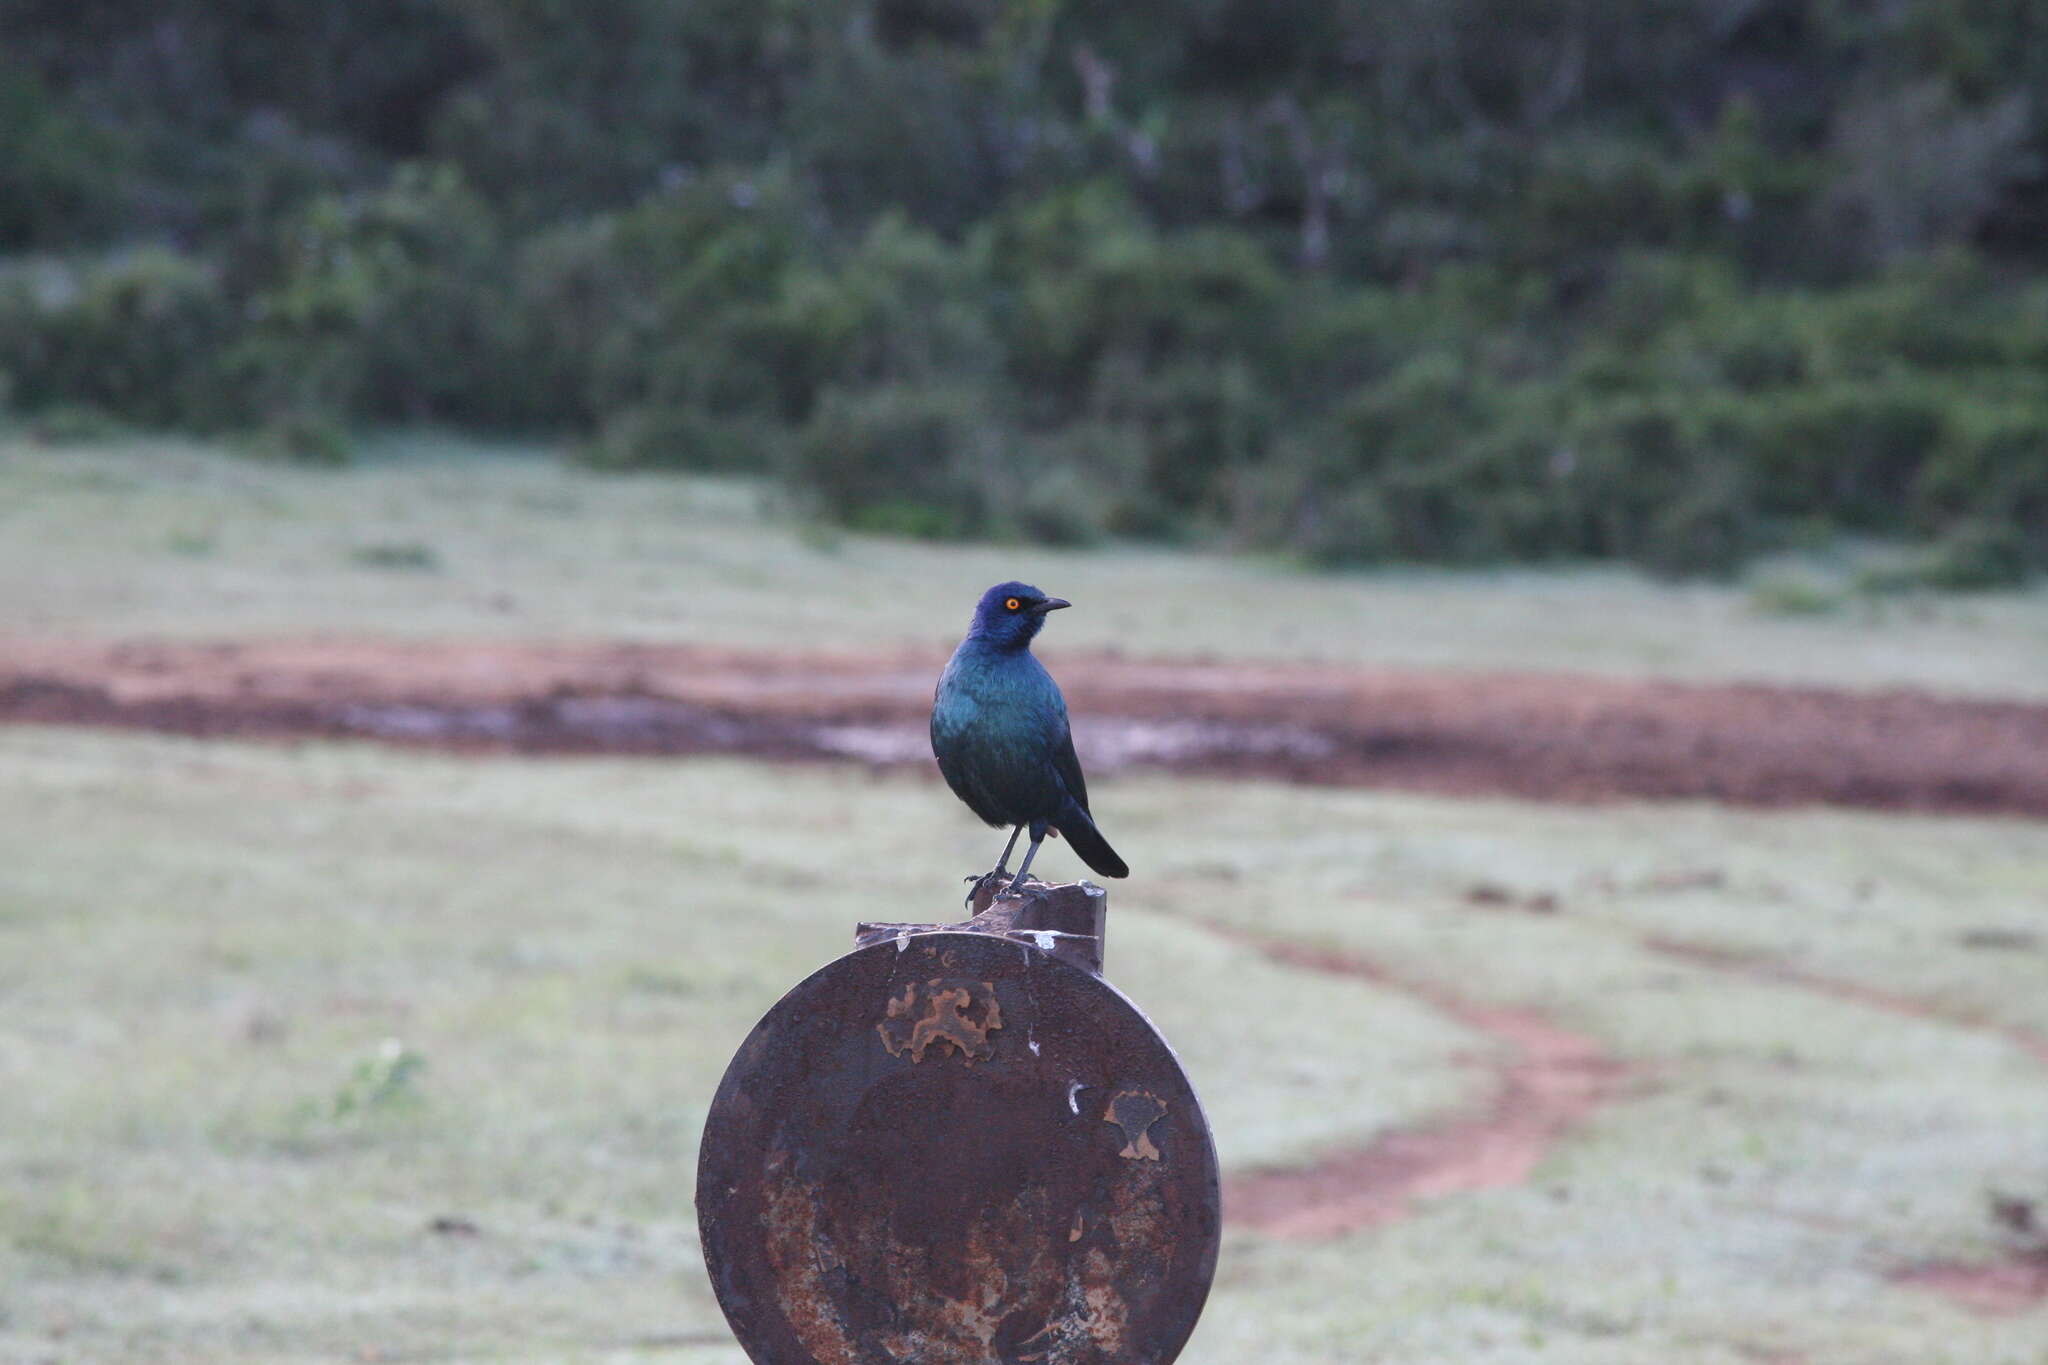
[{"left": 1035, "top": 597, "right": 1072, "bottom": 613}]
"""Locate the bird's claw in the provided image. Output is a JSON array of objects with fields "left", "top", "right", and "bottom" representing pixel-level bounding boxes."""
[{"left": 961, "top": 867, "right": 1011, "bottom": 909}]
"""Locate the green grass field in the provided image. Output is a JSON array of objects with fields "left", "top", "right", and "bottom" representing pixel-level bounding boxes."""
[{"left": 4, "top": 435, "right": 2047, "bottom": 1364}]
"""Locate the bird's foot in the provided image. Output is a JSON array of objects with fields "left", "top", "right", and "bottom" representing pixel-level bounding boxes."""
[{"left": 962, "top": 867, "right": 1010, "bottom": 909}]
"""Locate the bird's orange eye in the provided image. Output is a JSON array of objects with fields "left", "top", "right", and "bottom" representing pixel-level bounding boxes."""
[{"left": 1005, "top": 597, "right": 1021, "bottom": 611}]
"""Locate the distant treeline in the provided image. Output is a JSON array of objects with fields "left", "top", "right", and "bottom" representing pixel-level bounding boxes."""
[{"left": 2, "top": 0, "right": 2046, "bottom": 580}]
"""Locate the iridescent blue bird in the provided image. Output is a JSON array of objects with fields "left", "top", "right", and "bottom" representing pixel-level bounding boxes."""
[{"left": 931, "top": 582, "right": 1129, "bottom": 891}]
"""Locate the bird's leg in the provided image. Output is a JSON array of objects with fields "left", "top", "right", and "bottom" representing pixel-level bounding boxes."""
[
  {"left": 964, "top": 825, "right": 1027, "bottom": 907},
  {"left": 966, "top": 824, "right": 1024, "bottom": 881},
  {"left": 1007, "top": 828, "right": 1047, "bottom": 894},
  {"left": 993, "top": 823, "right": 1024, "bottom": 877},
  {"left": 963, "top": 823, "right": 1025, "bottom": 891}
]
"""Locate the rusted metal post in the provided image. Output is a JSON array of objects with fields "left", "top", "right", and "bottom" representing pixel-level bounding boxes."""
[
  {"left": 697, "top": 877, "right": 1219, "bottom": 1365},
  {"left": 856, "top": 873, "right": 1108, "bottom": 975}
]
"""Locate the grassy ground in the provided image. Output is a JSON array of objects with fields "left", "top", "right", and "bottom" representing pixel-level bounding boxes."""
[
  {"left": 2, "top": 730, "right": 2044, "bottom": 1364},
  {"left": 6, "top": 432, "right": 2048, "bottom": 697},
  {"left": 5, "top": 434, "right": 2047, "bottom": 1363}
]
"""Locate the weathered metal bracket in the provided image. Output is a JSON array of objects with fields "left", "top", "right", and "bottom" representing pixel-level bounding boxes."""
[
  {"left": 856, "top": 873, "right": 1108, "bottom": 975},
  {"left": 697, "top": 877, "right": 1219, "bottom": 1365}
]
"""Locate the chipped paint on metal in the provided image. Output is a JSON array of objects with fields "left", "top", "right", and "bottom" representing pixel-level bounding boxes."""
[
  {"left": 876, "top": 978, "right": 1004, "bottom": 1064},
  {"left": 1106, "top": 1090, "right": 1168, "bottom": 1161}
]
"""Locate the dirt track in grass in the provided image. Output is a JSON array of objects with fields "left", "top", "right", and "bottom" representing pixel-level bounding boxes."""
[
  {"left": 1643, "top": 934, "right": 2048, "bottom": 1316},
  {"left": 1215, "top": 922, "right": 2048, "bottom": 1311},
  {"left": 6, "top": 635, "right": 2048, "bottom": 817},
  {"left": 1212, "top": 927, "right": 1628, "bottom": 1240}
]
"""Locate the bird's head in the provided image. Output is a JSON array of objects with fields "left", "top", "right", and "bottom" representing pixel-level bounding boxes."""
[{"left": 967, "top": 581, "right": 1071, "bottom": 649}]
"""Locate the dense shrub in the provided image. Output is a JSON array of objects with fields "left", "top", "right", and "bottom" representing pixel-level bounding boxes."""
[
  {"left": 2, "top": 0, "right": 2047, "bottom": 580},
  {"left": 227, "top": 166, "right": 512, "bottom": 428},
  {"left": 0, "top": 251, "right": 235, "bottom": 427},
  {"left": 787, "top": 383, "right": 1006, "bottom": 539},
  {"left": 0, "top": 64, "right": 122, "bottom": 249}
]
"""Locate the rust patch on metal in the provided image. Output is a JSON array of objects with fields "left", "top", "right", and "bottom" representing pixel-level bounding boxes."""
[
  {"left": 757, "top": 1153, "right": 859, "bottom": 1365},
  {"left": 1105, "top": 1090, "right": 1167, "bottom": 1160},
  {"left": 877, "top": 977, "right": 1004, "bottom": 1063}
]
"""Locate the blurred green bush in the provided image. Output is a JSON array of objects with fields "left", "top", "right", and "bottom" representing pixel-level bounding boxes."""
[{"left": 1, "top": 0, "right": 2045, "bottom": 580}]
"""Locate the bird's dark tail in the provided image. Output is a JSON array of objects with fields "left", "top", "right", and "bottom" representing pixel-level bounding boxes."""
[{"left": 1055, "top": 800, "right": 1128, "bottom": 879}]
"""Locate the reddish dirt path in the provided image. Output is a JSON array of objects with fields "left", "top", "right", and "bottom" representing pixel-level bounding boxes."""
[
  {"left": 1211, "top": 929, "right": 1627, "bottom": 1239},
  {"left": 1891, "top": 1254, "right": 2048, "bottom": 1315},
  {"left": 8, "top": 635, "right": 2048, "bottom": 815},
  {"left": 1645, "top": 936, "right": 2048, "bottom": 1069}
]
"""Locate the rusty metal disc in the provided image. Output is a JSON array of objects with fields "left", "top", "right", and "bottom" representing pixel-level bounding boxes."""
[{"left": 697, "top": 930, "right": 1220, "bottom": 1365}]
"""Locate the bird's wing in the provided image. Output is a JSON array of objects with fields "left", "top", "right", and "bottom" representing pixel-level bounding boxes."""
[
  {"left": 1049, "top": 718, "right": 1091, "bottom": 813},
  {"left": 931, "top": 726, "right": 975, "bottom": 802},
  {"left": 1031, "top": 655, "right": 1091, "bottom": 812}
]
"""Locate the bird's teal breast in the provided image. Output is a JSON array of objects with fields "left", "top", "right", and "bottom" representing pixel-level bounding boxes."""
[{"left": 932, "top": 647, "right": 1066, "bottom": 810}]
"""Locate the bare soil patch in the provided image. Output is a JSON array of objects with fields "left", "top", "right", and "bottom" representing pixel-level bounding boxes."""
[
  {"left": 6, "top": 636, "right": 2048, "bottom": 816},
  {"left": 1890, "top": 1252, "right": 2048, "bottom": 1316}
]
